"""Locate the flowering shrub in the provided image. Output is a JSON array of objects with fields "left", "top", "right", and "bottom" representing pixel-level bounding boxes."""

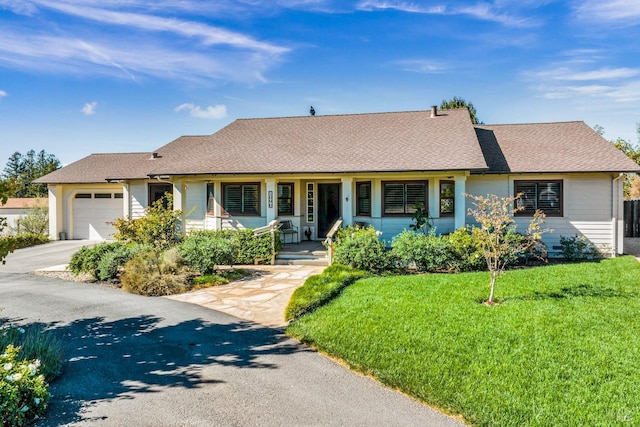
[
  {"left": 0, "top": 345, "right": 49, "bottom": 426},
  {"left": 332, "top": 226, "right": 390, "bottom": 273}
]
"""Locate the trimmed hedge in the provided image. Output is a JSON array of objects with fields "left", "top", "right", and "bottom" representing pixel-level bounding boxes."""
[{"left": 284, "top": 264, "right": 367, "bottom": 322}]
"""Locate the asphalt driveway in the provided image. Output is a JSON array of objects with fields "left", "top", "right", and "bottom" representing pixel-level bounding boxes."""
[{"left": 0, "top": 242, "right": 464, "bottom": 426}]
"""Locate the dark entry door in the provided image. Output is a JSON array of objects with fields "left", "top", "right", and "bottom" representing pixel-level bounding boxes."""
[{"left": 318, "top": 183, "right": 340, "bottom": 238}]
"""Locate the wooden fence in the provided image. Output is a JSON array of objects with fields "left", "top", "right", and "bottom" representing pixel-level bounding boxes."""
[{"left": 624, "top": 200, "right": 640, "bottom": 237}]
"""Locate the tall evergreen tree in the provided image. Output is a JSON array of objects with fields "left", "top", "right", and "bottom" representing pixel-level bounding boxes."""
[{"left": 1, "top": 149, "right": 61, "bottom": 198}]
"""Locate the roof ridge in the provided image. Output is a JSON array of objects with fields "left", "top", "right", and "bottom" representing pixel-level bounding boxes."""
[
  {"left": 234, "top": 109, "right": 464, "bottom": 122},
  {"left": 477, "top": 120, "right": 585, "bottom": 127}
]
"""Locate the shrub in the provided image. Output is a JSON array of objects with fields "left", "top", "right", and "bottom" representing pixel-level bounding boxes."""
[
  {"left": 96, "top": 244, "right": 146, "bottom": 282},
  {"left": 120, "top": 249, "right": 193, "bottom": 296},
  {"left": 9, "top": 206, "right": 48, "bottom": 236},
  {"left": 178, "top": 233, "right": 238, "bottom": 274},
  {"left": 332, "top": 226, "right": 390, "bottom": 273},
  {"left": 559, "top": 235, "right": 600, "bottom": 261},
  {"left": 285, "top": 264, "right": 367, "bottom": 321},
  {"left": 113, "top": 195, "right": 182, "bottom": 248},
  {"left": 391, "top": 230, "right": 451, "bottom": 272},
  {"left": 12, "top": 233, "right": 49, "bottom": 249},
  {"left": 444, "top": 227, "right": 486, "bottom": 272},
  {"left": 233, "top": 229, "right": 281, "bottom": 265},
  {"left": 0, "top": 345, "right": 50, "bottom": 427},
  {"left": 69, "top": 242, "right": 125, "bottom": 280},
  {"left": 0, "top": 324, "right": 63, "bottom": 382}
]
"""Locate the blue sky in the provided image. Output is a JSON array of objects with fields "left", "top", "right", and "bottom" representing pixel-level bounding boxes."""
[{"left": 0, "top": 0, "right": 639, "bottom": 166}]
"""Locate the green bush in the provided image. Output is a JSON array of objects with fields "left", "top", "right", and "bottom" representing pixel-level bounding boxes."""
[
  {"left": 392, "top": 230, "right": 451, "bottom": 272},
  {"left": 285, "top": 264, "right": 367, "bottom": 321},
  {"left": 69, "top": 242, "right": 124, "bottom": 280},
  {"left": 332, "top": 226, "right": 390, "bottom": 273},
  {"left": 233, "top": 229, "right": 281, "bottom": 265},
  {"left": 0, "top": 345, "right": 50, "bottom": 427},
  {"left": 0, "top": 324, "right": 63, "bottom": 382},
  {"left": 120, "top": 249, "right": 193, "bottom": 296},
  {"left": 559, "top": 234, "right": 600, "bottom": 261},
  {"left": 444, "top": 227, "right": 486, "bottom": 272},
  {"left": 113, "top": 194, "right": 182, "bottom": 248},
  {"left": 178, "top": 233, "right": 238, "bottom": 274},
  {"left": 97, "top": 244, "right": 146, "bottom": 282},
  {"left": 10, "top": 206, "right": 48, "bottom": 236}
]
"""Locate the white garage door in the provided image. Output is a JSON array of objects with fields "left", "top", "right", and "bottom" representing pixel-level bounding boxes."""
[{"left": 73, "top": 193, "right": 123, "bottom": 240}]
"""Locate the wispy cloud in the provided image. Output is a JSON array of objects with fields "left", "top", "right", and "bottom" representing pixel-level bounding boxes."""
[
  {"left": 0, "top": 90, "right": 6, "bottom": 97},
  {"left": 356, "top": 0, "right": 537, "bottom": 27},
  {"left": 33, "top": 1, "right": 288, "bottom": 54},
  {"left": 0, "top": 0, "right": 289, "bottom": 83},
  {"left": 175, "top": 103, "right": 228, "bottom": 119},
  {"left": 393, "top": 59, "right": 447, "bottom": 74},
  {"left": 526, "top": 59, "right": 640, "bottom": 103},
  {"left": 574, "top": 0, "right": 640, "bottom": 24},
  {"left": 81, "top": 101, "right": 97, "bottom": 115}
]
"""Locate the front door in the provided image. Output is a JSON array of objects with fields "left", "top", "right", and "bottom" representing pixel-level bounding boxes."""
[{"left": 318, "top": 183, "right": 340, "bottom": 238}]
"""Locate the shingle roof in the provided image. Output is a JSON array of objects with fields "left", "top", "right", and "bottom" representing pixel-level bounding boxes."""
[
  {"left": 147, "top": 109, "right": 488, "bottom": 175},
  {"left": 35, "top": 152, "right": 155, "bottom": 184},
  {"left": 35, "top": 111, "right": 640, "bottom": 184},
  {"left": 0, "top": 198, "right": 48, "bottom": 209},
  {"left": 475, "top": 122, "right": 640, "bottom": 173}
]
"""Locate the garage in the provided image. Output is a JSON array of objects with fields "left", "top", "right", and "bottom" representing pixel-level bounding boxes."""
[{"left": 72, "top": 192, "right": 123, "bottom": 240}]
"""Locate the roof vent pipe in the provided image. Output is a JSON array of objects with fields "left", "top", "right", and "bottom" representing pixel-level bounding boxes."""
[
  {"left": 430, "top": 105, "right": 438, "bottom": 118},
  {"left": 152, "top": 152, "right": 160, "bottom": 159}
]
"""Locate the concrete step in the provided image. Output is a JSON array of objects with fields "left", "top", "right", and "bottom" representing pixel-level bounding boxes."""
[{"left": 275, "top": 258, "right": 329, "bottom": 266}]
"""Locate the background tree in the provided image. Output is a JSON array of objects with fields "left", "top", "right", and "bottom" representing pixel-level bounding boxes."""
[
  {"left": 466, "top": 193, "right": 548, "bottom": 305},
  {"left": 439, "top": 96, "right": 483, "bottom": 124},
  {"left": 1, "top": 150, "right": 60, "bottom": 198},
  {"left": 595, "top": 124, "right": 640, "bottom": 198}
]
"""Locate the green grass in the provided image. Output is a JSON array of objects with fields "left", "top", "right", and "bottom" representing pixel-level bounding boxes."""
[
  {"left": 0, "top": 323, "right": 64, "bottom": 381},
  {"left": 284, "top": 264, "right": 367, "bottom": 321},
  {"left": 286, "top": 257, "right": 640, "bottom": 426}
]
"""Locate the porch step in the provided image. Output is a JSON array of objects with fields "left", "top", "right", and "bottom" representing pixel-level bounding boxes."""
[{"left": 275, "top": 251, "right": 329, "bottom": 266}]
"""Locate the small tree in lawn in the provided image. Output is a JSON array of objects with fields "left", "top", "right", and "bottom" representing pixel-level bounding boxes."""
[{"left": 466, "top": 193, "right": 548, "bottom": 304}]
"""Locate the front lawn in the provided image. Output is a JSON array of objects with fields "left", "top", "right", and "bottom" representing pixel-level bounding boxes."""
[{"left": 287, "top": 256, "right": 640, "bottom": 426}]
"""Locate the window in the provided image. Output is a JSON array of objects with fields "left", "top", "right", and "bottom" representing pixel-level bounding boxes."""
[
  {"left": 75, "top": 193, "right": 91, "bottom": 199},
  {"left": 206, "top": 183, "right": 215, "bottom": 214},
  {"left": 382, "top": 181, "right": 427, "bottom": 215},
  {"left": 95, "top": 193, "right": 112, "bottom": 199},
  {"left": 514, "top": 180, "right": 562, "bottom": 216},
  {"left": 148, "top": 183, "right": 172, "bottom": 208},
  {"left": 114, "top": 193, "right": 124, "bottom": 199},
  {"left": 439, "top": 181, "right": 455, "bottom": 217},
  {"left": 356, "top": 181, "right": 372, "bottom": 216},
  {"left": 277, "top": 183, "right": 294, "bottom": 216},
  {"left": 222, "top": 183, "right": 260, "bottom": 216}
]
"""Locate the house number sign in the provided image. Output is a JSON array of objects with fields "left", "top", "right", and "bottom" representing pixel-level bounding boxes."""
[{"left": 268, "top": 190, "right": 273, "bottom": 209}]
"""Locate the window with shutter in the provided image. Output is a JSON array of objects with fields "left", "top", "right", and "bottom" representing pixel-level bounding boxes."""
[
  {"left": 222, "top": 183, "right": 260, "bottom": 216},
  {"left": 277, "top": 183, "right": 294, "bottom": 215},
  {"left": 515, "top": 180, "right": 562, "bottom": 216},
  {"left": 383, "top": 181, "right": 427, "bottom": 215},
  {"left": 356, "top": 181, "right": 371, "bottom": 216}
]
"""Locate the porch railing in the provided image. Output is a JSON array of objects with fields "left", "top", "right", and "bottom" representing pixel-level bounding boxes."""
[
  {"left": 323, "top": 218, "right": 343, "bottom": 265},
  {"left": 253, "top": 219, "right": 281, "bottom": 265}
]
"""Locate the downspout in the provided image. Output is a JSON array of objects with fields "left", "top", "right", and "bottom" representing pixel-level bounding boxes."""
[{"left": 612, "top": 173, "right": 624, "bottom": 256}]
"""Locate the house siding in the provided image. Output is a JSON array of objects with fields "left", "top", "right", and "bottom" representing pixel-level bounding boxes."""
[
  {"left": 184, "top": 181, "right": 206, "bottom": 232},
  {"left": 129, "top": 181, "right": 148, "bottom": 219},
  {"left": 467, "top": 173, "right": 617, "bottom": 256}
]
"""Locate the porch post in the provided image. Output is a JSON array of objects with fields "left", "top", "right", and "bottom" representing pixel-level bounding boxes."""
[
  {"left": 454, "top": 175, "right": 467, "bottom": 230},
  {"left": 265, "top": 179, "right": 276, "bottom": 222},
  {"left": 172, "top": 179, "right": 186, "bottom": 232},
  {"left": 122, "top": 183, "right": 130, "bottom": 218},
  {"left": 341, "top": 177, "right": 353, "bottom": 227}
]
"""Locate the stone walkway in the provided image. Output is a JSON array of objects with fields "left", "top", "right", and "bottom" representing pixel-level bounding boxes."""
[{"left": 165, "top": 265, "right": 326, "bottom": 328}]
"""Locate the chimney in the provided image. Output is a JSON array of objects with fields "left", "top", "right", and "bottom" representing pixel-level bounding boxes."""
[{"left": 430, "top": 105, "right": 438, "bottom": 118}]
